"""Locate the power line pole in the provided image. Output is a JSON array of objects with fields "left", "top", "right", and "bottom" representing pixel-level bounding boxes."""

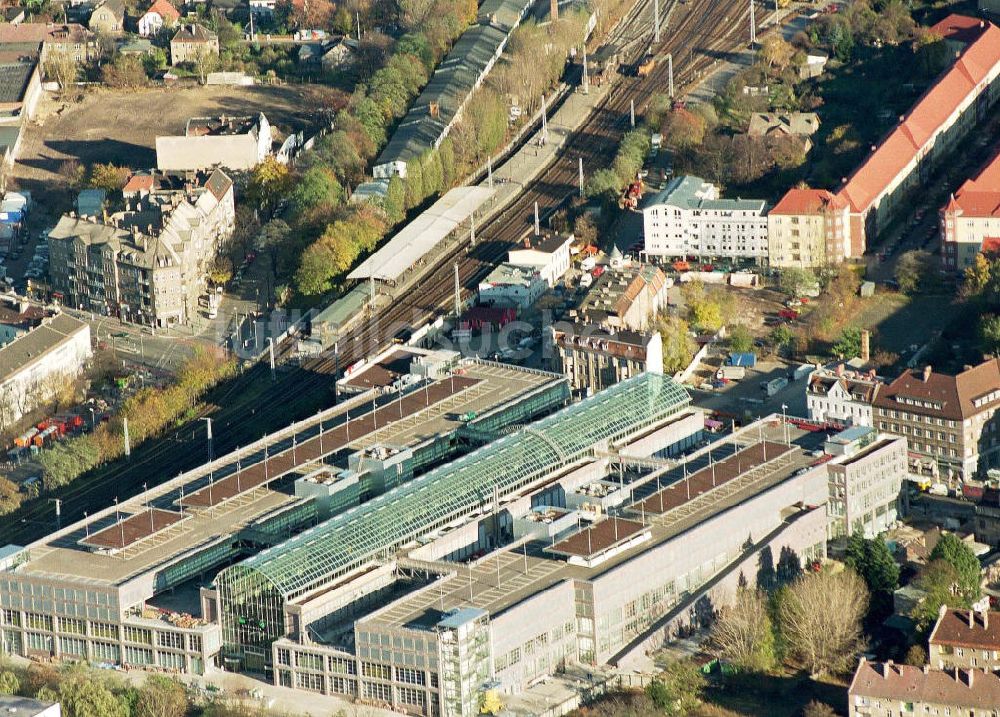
[
  {"left": 470, "top": 212, "right": 476, "bottom": 247},
  {"left": 668, "top": 53, "right": 674, "bottom": 98},
  {"left": 630, "top": 99, "right": 635, "bottom": 128},
  {"left": 578, "top": 157, "right": 584, "bottom": 198},
  {"left": 749, "top": 0, "right": 756, "bottom": 46},
  {"left": 534, "top": 201, "right": 540, "bottom": 236},
  {"left": 123, "top": 417, "right": 130, "bottom": 459},
  {"left": 487, "top": 155, "right": 493, "bottom": 188},
  {"left": 654, "top": 0, "right": 660, "bottom": 43},
  {"left": 582, "top": 44, "right": 589, "bottom": 93},
  {"left": 453, "top": 263, "right": 460, "bottom": 318},
  {"left": 541, "top": 94, "right": 549, "bottom": 145},
  {"left": 267, "top": 337, "right": 275, "bottom": 382}
]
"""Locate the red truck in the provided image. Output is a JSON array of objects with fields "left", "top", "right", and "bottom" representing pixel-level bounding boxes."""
[{"left": 778, "top": 308, "right": 800, "bottom": 320}]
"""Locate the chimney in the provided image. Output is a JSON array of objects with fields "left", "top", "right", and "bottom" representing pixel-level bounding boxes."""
[
  {"left": 922, "top": 664, "right": 929, "bottom": 674},
  {"left": 963, "top": 668, "right": 974, "bottom": 688},
  {"left": 939, "top": 603, "right": 948, "bottom": 618},
  {"left": 861, "top": 330, "right": 870, "bottom": 362},
  {"left": 923, "top": 365, "right": 932, "bottom": 382},
  {"left": 428, "top": 102, "right": 440, "bottom": 118},
  {"left": 969, "top": 609, "right": 975, "bottom": 628},
  {"left": 985, "top": 610, "right": 989, "bottom": 630},
  {"left": 836, "top": 363, "right": 844, "bottom": 376},
  {"left": 550, "top": 0, "right": 558, "bottom": 20}
]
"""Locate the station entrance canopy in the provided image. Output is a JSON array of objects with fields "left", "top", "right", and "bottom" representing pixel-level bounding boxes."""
[{"left": 347, "top": 186, "right": 494, "bottom": 283}]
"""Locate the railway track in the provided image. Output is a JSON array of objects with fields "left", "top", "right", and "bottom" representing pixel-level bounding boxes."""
[{"left": 2, "top": 0, "right": 756, "bottom": 543}]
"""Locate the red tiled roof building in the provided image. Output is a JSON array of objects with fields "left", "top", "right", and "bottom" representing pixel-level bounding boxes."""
[{"left": 835, "top": 19, "right": 1000, "bottom": 258}]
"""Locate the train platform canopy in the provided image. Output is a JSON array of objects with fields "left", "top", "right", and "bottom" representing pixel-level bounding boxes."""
[{"left": 347, "top": 186, "right": 494, "bottom": 283}]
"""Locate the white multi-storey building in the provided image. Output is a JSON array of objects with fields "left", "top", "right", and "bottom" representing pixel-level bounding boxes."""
[
  {"left": 641, "top": 176, "right": 768, "bottom": 262},
  {"left": 806, "top": 364, "right": 882, "bottom": 427},
  {"left": 824, "top": 427, "right": 906, "bottom": 539}
]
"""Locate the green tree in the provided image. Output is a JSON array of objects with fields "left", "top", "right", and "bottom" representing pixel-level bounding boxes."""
[
  {"left": 383, "top": 175, "right": 406, "bottom": 224},
  {"left": 289, "top": 166, "right": 342, "bottom": 226},
  {"left": 778, "top": 267, "right": 816, "bottom": 297},
  {"left": 770, "top": 324, "right": 794, "bottom": 350},
  {"left": 727, "top": 324, "right": 753, "bottom": 354},
  {"left": 663, "top": 107, "right": 706, "bottom": 149},
  {"left": 59, "top": 677, "right": 128, "bottom": 717},
  {"left": 980, "top": 315, "right": 1000, "bottom": 355},
  {"left": 911, "top": 559, "right": 964, "bottom": 632},
  {"left": 895, "top": 250, "right": 937, "bottom": 294},
  {"left": 87, "top": 163, "right": 130, "bottom": 192},
  {"left": 101, "top": 53, "right": 147, "bottom": 88},
  {"left": 845, "top": 533, "right": 899, "bottom": 596},
  {"left": 0, "top": 671, "right": 19, "bottom": 695},
  {"left": 134, "top": 676, "right": 187, "bottom": 717},
  {"left": 832, "top": 327, "right": 862, "bottom": 359},
  {"left": 929, "top": 533, "right": 981, "bottom": 603},
  {"left": 658, "top": 315, "right": 696, "bottom": 374},
  {"left": 645, "top": 660, "right": 706, "bottom": 715},
  {"left": 584, "top": 168, "right": 621, "bottom": 200},
  {"left": 404, "top": 159, "right": 425, "bottom": 208},
  {"left": 246, "top": 157, "right": 293, "bottom": 213},
  {"left": 963, "top": 253, "right": 991, "bottom": 299},
  {"left": 690, "top": 299, "right": 723, "bottom": 333}
]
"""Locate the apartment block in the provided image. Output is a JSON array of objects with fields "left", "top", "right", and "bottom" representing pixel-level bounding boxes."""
[
  {"left": 929, "top": 606, "right": 1000, "bottom": 672},
  {"left": 574, "top": 265, "right": 670, "bottom": 332},
  {"left": 849, "top": 659, "right": 1000, "bottom": 717},
  {"left": 642, "top": 176, "right": 768, "bottom": 262},
  {"left": 873, "top": 361, "right": 1000, "bottom": 481},
  {"left": 549, "top": 322, "right": 663, "bottom": 395},
  {"left": 941, "top": 149, "right": 1000, "bottom": 271},
  {"left": 767, "top": 187, "right": 850, "bottom": 268},
  {"left": 48, "top": 169, "right": 234, "bottom": 327},
  {"left": 838, "top": 20, "right": 1000, "bottom": 255}
]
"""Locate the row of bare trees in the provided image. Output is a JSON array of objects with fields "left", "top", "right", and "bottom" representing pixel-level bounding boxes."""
[{"left": 711, "top": 568, "right": 868, "bottom": 678}]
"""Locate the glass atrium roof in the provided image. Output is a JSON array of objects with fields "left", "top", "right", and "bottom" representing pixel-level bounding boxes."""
[{"left": 225, "top": 373, "right": 690, "bottom": 601}]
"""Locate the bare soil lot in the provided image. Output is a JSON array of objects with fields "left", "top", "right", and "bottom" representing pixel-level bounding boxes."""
[{"left": 12, "top": 82, "right": 344, "bottom": 212}]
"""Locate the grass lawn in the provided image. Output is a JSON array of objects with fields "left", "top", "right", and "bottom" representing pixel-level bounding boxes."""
[{"left": 850, "top": 293, "right": 960, "bottom": 355}]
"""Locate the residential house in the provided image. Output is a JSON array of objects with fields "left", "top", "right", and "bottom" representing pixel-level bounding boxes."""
[
  {"left": 807, "top": 363, "right": 882, "bottom": 427},
  {"left": 767, "top": 187, "right": 850, "bottom": 268},
  {"left": 872, "top": 360, "right": 1000, "bottom": 482},
  {"left": 0, "top": 297, "right": 91, "bottom": 433},
  {"left": 824, "top": 428, "right": 906, "bottom": 539},
  {"left": 928, "top": 605, "right": 1000, "bottom": 672},
  {"left": 506, "top": 233, "right": 573, "bottom": 287},
  {"left": 799, "top": 51, "right": 827, "bottom": 79},
  {"left": 169, "top": 23, "right": 219, "bottom": 65},
  {"left": 848, "top": 659, "right": 1000, "bottom": 717},
  {"left": 47, "top": 169, "right": 235, "bottom": 327},
  {"left": 575, "top": 264, "right": 669, "bottom": 332},
  {"left": 138, "top": 0, "right": 181, "bottom": 37},
  {"left": 477, "top": 263, "right": 545, "bottom": 310},
  {"left": 837, "top": 20, "right": 1000, "bottom": 256},
  {"left": 155, "top": 113, "right": 271, "bottom": 172},
  {"left": 0, "top": 23, "right": 98, "bottom": 63},
  {"left": 248, "top": 0, "right": 276, "bottom": 14},
  {"left": 549, "top": 322, "right": 663, "bottom": 395},
  {"left": 642, "top": 175, "right": 769, "bottom": 262},
  {"left": 941, "top": 149, "right": 1000, "bottom": 271},
  {"left": 89, "top": 0, "right": 126, "bottom": 35},
  {"left": 747, "top": 112, "right": 820, "bottom": 151},
  {"left": 321, "top": 38, "right": 354, "bottom": 71}
]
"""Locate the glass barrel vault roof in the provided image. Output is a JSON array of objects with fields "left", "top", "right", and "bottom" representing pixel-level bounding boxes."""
[{"left": 223, "top": 373, "right": 690, "bottom": 602}]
